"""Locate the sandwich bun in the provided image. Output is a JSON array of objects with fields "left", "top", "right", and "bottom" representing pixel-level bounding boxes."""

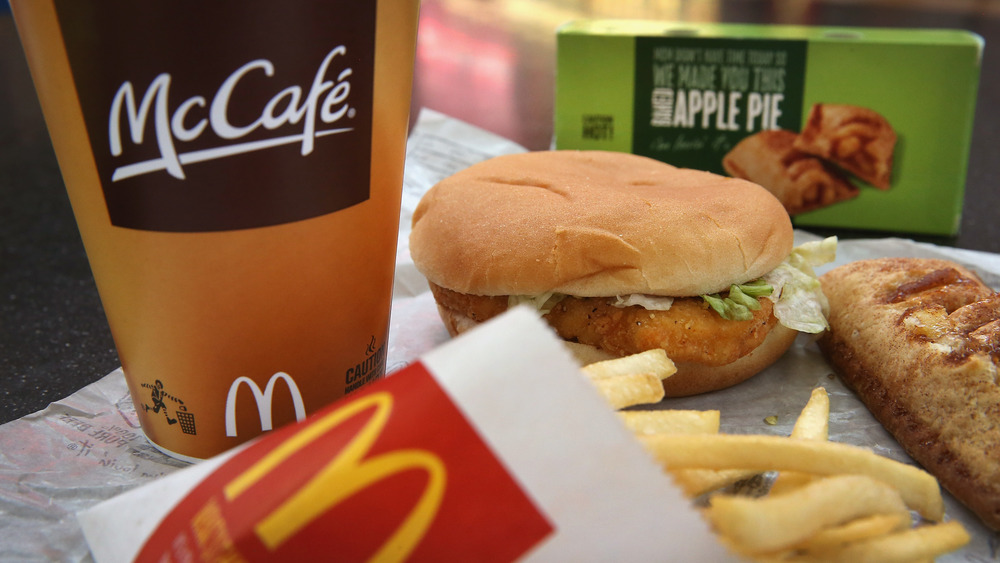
[
  {"left": 410, "top": 150, "right": 793, "bottom": 298},
  {"left": 662, "top": 323, "right": 798, "bottom": 395},
  {"left": 410, "top": 150, "right": 798, "bottom": 396}
]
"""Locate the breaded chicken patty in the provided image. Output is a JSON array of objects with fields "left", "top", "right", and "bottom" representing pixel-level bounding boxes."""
[{"left": 429, "top": 283, "right": 779, "bottom": 365}]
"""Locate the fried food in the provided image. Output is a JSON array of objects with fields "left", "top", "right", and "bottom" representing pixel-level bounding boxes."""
[
  {"left": 818, "top": 257, "right": 1000, "bottom": 530},
  {"left": 707, "top": 475, "right": 910, "bottom": 554},
  {"left": 623, "top": 390, "right": 968, "bottom": 561},
  {"left": 430, "top": 283, "right": 779, "bottom": 366},
  {"left": 618, "top": 409, "right": 720, "bottom": 436},
  {"left": 582, "top": 349, "right": 676, "bottom": 408},
  {"left": 793, "top": 104, "right": 896, "bottom": 189},
  {"left": 639, "top": 433, "right": 944, "bottom": 521},
  {"left": 723, "top": 129, "right": 858, "bottom": 215},
  {"left": 409, "top": 150, "right": 826, "bottom": 396}
]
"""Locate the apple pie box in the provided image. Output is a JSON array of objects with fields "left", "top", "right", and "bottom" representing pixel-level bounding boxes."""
[{"left": 555, "top": 21, "right": 983, "bottom": 236}]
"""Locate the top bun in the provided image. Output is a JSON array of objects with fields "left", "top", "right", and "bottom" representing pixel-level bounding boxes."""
[{"left": 410, "top": 150, "right": 793, "bottom": 297}]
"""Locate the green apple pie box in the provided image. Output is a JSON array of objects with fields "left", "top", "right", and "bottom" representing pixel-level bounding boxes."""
[{"left": 555, "top": 20, "right": 983, "bottom": 236}]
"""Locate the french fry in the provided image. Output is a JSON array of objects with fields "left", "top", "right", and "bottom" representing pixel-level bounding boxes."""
[
  {"left": 707, "top": 475, "right": 910, "bottom": 554},
  {"left": 581, "top": 349, "right": 676, "bottom": 408},
  {"left": 781, "top": 521, "right": 970, "bottom": 563},
  {"left": 619, "top": 409, "right": 751, "bottom": 496},
  {"left": 592, "top": 372, "right": 664, "bottom": 409},
  {"left": 581, "top": 348, "right": 676, "bottom": 381},
  {"left": 789, "top": 387, "right": 830, "bottom": 441},
  {"left": 670, "top": 468, "right": 762, "bottom": 498},
  {"left": 770, "top": 387, "right": 830, "bottom": 495},
  {"left": 638, "top": 433, "right": 944, "bottom": 520},
  {"left": 571, "top": 337, "right": 968, "bottom": 561},
  {"left": 626, "top": 390, "right": 968, "bottom": 562},
  {"left": 796, "top": 512, "right": 910, "bottom": 552},
  {"left": 618, "top": 409, "right": 720, "bottom": 435}
]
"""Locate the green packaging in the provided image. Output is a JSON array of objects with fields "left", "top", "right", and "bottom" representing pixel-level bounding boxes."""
[{"left": 555, "top": 21, "right": 983, "bottom": 236}]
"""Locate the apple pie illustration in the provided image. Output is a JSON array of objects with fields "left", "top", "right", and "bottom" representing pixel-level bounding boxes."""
[
  {"left": 723, "top": 129, "right": 859, "bottom": 215},
  {"left": 793, "top": 103, "right": 897, "bottom": 189}
]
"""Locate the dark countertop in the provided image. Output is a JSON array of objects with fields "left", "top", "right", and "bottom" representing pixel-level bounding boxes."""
[
  {"left": 3, "top": 0, "right": 1000, "bottom": 424},
  {"left": 2, "top": 12, "right": 120, "bottom": 423}
]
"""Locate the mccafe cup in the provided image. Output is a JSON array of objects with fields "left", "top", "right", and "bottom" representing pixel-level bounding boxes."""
[{"left": 11, "top": 1, "right": 419, "bottom": 460}]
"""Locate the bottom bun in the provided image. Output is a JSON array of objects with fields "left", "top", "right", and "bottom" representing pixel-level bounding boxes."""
[
  {"left": 436, "top": 303, "right": 798, "bottom": 397},
  {"left": 661, "top": 323, "right": 798, "bottom": 397}
]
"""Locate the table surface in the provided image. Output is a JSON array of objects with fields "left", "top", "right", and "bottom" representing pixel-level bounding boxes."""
[{"left": 2, "top": 0, "right": 999, "bottom": 424}]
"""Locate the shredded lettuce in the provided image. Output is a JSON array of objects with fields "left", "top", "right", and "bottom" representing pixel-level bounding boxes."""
[
  {"left": 762, "top": 237, "right": 838, "bottom": 333},
  {"left": 508, "top": 292, "right": 564, "bottom": 315},
  {"left": 507, "top": 237, "right": 836, "bottom": 331},
  {"left": 702, "top": 280, "right": 773, "bottom": 321},
  {"left": 612, "top": 294, "right": 674, "bottom": 310},
  {"left": 511, "top": 291, "right": 675, "bottom": 314}
]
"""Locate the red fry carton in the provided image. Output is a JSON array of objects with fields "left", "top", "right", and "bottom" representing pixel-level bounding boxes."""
[{"left": 77, "top": 308, "right": 734, "bottom": 562}]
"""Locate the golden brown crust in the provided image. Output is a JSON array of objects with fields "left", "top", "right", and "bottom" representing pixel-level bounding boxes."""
[
  {"left": 430, "top": 283, "right": 793, "bottom": 396},
  {"left": 410, "top": 150, "right": 793, "bottom": 298},
  {"left": 793, "top": 104, "right": 897, "bottom": 189},
  {"left": 428, "top": 283, "right": 508, "bottom": 325},
  {"left": 723, "top": 129, "right": 859, "bottom": 215},
  {"left": 543, "top": 294, "right": 777, "bottom": 366},
  {"left": 429, "top": 283, "right": 778, "bottom": 366},
  {"left": 817, "top": 258, "right": 1000, "bottom": 530}
]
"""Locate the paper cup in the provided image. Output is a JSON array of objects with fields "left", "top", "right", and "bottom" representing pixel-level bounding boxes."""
[{"left": 11, "top": 1, "right": 419, "bottom": 460}]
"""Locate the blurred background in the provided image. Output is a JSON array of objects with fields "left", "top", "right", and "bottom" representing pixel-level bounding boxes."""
[{"left": 411, "top": 0, "right": 998, "bottom": 150}]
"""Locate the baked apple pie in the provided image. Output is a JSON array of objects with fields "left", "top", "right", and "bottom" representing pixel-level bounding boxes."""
[{"left": 723, "top": 129, "right": 858, "bottom": 215}]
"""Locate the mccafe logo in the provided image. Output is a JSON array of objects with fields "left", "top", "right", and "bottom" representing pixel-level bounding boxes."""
[
  {"left": 54, "top": 1, "right": 376, "bottom": 232},
  {"left": 108, "top": 46, "right": 355, "bottom": 183}
]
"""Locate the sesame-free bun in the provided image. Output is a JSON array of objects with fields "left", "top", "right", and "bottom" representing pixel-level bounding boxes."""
[{"left": 410, "top": 150, "right": 793, "bottom": 298}]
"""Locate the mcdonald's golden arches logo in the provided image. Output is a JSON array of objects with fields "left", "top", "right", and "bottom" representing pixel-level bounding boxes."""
[{"left": 137, "top": 361, "right": 553, "bottom": 561}]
